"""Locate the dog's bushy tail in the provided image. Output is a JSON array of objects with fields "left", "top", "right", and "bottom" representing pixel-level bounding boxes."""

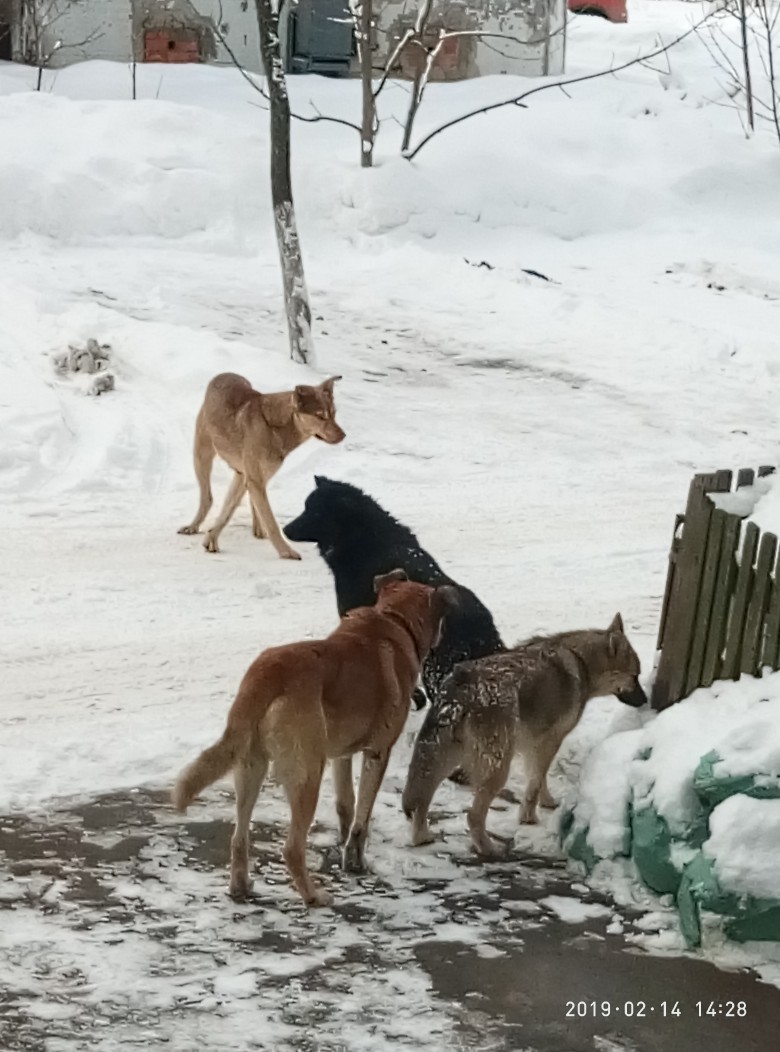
[
  {"left": 402, "top": 707, "right": 457, "bottom": 819},
  {"left": 172, "top": 724, "right": 246, "bottom": 812}
]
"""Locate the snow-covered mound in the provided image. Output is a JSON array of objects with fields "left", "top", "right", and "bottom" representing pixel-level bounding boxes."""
[
  {"left": 0, "top": 92, "right": 265, "bottom": 245},
  {"left": 563, "top": 674, "right": 780, "bottom": 945}
]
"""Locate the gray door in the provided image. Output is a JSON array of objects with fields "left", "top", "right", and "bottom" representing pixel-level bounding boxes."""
[
  {"left": 0, "top": 22, "right": 11, "bottom": 61},
  {"left": 288, "top": 0, "right": 353, "bottom": 75}
]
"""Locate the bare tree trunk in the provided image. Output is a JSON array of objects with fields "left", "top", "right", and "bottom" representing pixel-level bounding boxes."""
[
  {"left": 765, "top": 10, "right": 780, "bottom": 145},
  {"left": 355, "top": 0, "right": 376, "bottom": 167},
  {"left": 400, "top": 0, "right": 434, "bottom": 154},
  {"left": 130, "top": 0, "right": 138, "bottom": 99},
  {"left": 401, "top": 68, "right": 423, "bottom": 154},
  {"left": 739, "top": 0, "right": 755, "bottom": 131},
  {"left": 255, "top": 0, "right": 314, "bottom": 366}
]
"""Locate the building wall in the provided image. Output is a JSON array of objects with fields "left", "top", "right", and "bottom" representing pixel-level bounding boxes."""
[
  {"left": 37, "top": 0, "right": 133, "bottom": 66},
  {"left": 35, "top": 0, "right": 262, "bottom": 72},
  {"left": 28, "top": 0, "right": 563, "bottom": 79},
  {"left": 133, "top": 0, "right": 261, "bottom": 71},
  {"left": 373, "top": 0, "right": 566, "bottom": 80}
]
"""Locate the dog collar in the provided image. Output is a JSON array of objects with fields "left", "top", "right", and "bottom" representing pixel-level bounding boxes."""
[{"left": 383, "top": 608, "right": 425, "bottom": 666}]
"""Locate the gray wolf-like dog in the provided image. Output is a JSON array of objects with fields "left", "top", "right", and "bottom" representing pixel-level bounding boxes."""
[{"left": 401, "top": 613, "right": 646, "bottom": 857}]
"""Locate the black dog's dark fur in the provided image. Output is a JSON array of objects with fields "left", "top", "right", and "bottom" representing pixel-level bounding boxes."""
[{"left": 284, "top": 477, "right": 505, "bottom": 708}]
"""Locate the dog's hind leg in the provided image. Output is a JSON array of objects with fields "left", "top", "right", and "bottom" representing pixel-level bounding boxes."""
[
  {"left": 204, "top": 471, "right": 247, "bottom": 553},
  {"left": 246, "top": 475, "right": 301, "bottom": 561},
  {"left": 282, "top": 763, "right": 330, "bottom": 907},
  {"left": 178, "top": 417, "right": 215, "bottom": 535},
  {"left": 539, "top": 778, "right": 557, "bottom": 811},
  {"left": 468, "top": 749, "right": 513, "bottom": 858},
  {"left": 251, "top": 502, "right": 266, "bottom": 539},
  {"left": 520, "top": 733, "right": 561, "bottom": 825},
  {"left": 331, "top": 756, "right": 354, "bottom": 845},
  {"left": 229, "top": 751, "right": 268, "bottom": 901},
  {"left": 343, "top": 750, "right": 390, "bottom": 873}
]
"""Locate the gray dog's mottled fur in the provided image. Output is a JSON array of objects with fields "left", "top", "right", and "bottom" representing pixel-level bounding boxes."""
[{"left": 401, "top": 613, "right": 646, "bottom": 857}]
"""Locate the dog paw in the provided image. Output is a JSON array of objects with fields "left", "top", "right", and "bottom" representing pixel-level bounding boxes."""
[
  {"left": 178, "top": 525, "right": 199, "bottom": 535},
  {"left": 411, "top": 831, "right": 438, "bottom": 847},
  {"left": 539, "top": 795, "right": 558, "bottom": 811},
  {"left": 520, "top": 810, "right": 539, "bottom": 826},
  {"left": 203, "top": 534, "right": 220, "bottom": 553},
  {"left": 342, "top": 842, "right": 367, "bottom": 874},
  {"left": 280, "top": 547, "right": 302, "bottom": 561},
  {"left": 229, "top": 879, "right": 252, "bottom": 901},
  {"left": 305, "top": 887, "right": 333, "bottom": 908},
  {"left": 474, "top": 837, "right": 511, "bottom": 860}
]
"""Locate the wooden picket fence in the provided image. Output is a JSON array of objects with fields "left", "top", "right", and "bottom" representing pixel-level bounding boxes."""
[{"left": 652, "top": 465, "right": 780, "bottom": 711}]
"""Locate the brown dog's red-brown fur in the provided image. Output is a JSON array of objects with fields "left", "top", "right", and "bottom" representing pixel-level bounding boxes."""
[
  {"left": 172, "top": 570, "right": 457, "bottom": 907},
  {"left": 178, "top": 371, "right": 345, "bottom": 558}
]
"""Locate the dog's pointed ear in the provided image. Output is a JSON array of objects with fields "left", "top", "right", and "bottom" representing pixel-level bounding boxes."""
[
  {"left": 607, "top": 613, "right": 624, "bottom": 657},
  {"left": 373, "top": 568, "right": 408, "bottom": 594},
  {"left": 292, "top": 385, "right": 307, "bottom": 411},
  {"left": 322, "top": 375, "right": 342, "bottom": 392},
  {"left": 431, "top": 585, "right": 459, "bottom": 648},
  {"left": 314, "top": 475, "right": 325, "bottom": 488}
]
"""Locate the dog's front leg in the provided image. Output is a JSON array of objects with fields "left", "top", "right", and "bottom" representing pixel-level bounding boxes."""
[
  {"left": 343, "top": 750, "right": 390, "bottom": 873},
  {"left": 331, "top": 756, "right": 354, "bottom": 845},
  {"left": 246, "top": 476, "right": 301, "bottom": 560}
]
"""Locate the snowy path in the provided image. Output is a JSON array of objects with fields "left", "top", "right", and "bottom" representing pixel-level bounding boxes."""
[{"left": 2, "top": 788, "right": 779, "bottom": 1052}]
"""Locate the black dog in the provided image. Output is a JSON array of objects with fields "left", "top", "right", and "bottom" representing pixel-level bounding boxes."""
[{"left": 284, "top": 477, "right": 505, "bottom": 708}]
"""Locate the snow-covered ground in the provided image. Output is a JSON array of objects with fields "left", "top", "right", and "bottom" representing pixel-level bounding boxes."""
[{"left": 3, "top": 1, "right": 780, "bottom": 1045}]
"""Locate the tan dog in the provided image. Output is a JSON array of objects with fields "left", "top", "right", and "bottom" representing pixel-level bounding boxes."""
[
  {"left": 402, "top": 615, "right": 646, "bottom": 857},
  {"left": 178, "top": 372, "right": 344, "bottom": 558},
  {"left": 172, "top": 569, "right": 458, "bottom": 907}
]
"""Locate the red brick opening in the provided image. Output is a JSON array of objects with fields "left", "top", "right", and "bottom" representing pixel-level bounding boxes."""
[{"left": 144, "top": 29, "right": 201, "bottom": 64}]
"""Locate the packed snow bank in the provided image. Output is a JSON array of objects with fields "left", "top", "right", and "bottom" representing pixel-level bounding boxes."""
[
  {"left": 2, "top": 5, "right": 780, "bottom": 259},
  {"left": 705, "top": 796, "right": 780, "bottom": 900},
  {"left": 563, "top": 675, "right": 780, "bottom": 944},
  {"left": 0, "top": 93, "right": 262, "bottom": 245}
]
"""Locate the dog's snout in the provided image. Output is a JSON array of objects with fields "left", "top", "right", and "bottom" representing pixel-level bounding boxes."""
[
  {"left": 283, "top": 515, "right": 304, "bottom": 541},
  {"left": 324, "top": 424, "right": 346, "bottom": 445},
  {"left": 618, "top": 679, "right": 647, "bottom": 708}
]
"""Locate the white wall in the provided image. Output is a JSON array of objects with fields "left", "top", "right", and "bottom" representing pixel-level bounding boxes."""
[
  {"left": 42, "top": 0, "right": 133, "bottom": 66},
  {"left": 188, "top": 0, "right": 262, "bottom": 72},
  {"left": 373, "top": 0, "right": 566, "bottom": 80},
  {"left": 40, "top": 0, "right": 262, "bottom": 72}
]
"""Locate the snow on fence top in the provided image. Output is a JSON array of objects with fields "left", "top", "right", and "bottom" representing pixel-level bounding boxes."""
[{"left": 652, "top": 465, "right": 780, "bottom": 711}]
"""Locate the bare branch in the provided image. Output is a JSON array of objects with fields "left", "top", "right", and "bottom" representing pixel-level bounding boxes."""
[
  {"left": 405, "top": 12, "right": 716, "bottom": 161},
  {"left": 374, "top": 28, "right": 414, "bottom": 98},
  {"left": 207, "top": 5, "right": 362, "bottom": 137}
]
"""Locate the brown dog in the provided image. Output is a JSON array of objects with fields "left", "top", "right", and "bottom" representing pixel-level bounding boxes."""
[
  {"left": 178, "top": 372, "right": 344, "bottom": 558},
  {"left": 172, "top": 569, "right": 458, "bottom": 907}
]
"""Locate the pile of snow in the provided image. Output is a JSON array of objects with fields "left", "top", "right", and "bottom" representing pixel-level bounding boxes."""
[
  {"left": 569, "top": 675, "right": 780, "bottom": 852},
  {"left": 0, "top": 92, "right": 262, "bottom": 245},
  {"left": 564, "top": 674, "right": 780, "bottom": 944},
  {"left": 705, "top": 795, "right": 780, "bottom": 900}
]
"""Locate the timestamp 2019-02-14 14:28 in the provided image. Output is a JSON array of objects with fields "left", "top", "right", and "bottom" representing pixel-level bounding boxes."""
[{"left": 565, "top": 1000, "right": 748, "bottom": 1019}]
